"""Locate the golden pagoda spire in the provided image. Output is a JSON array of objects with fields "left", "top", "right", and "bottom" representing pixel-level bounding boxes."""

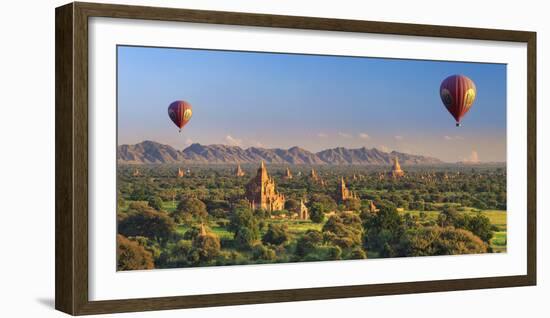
[
  {"left": 235, "top": 164, "right": 245, "bottom": 177},
  {"left": 284, "top": 167, "right": 293, "bottom": 179},
  {"left": 390, "top": 156, "right": 405, "bottom": 178},
  {"left": 393, "top": 156, "right": 401, "bottom": 170},
  {"left": 258, "top": 160, "right": 268, "bottom": 180}
]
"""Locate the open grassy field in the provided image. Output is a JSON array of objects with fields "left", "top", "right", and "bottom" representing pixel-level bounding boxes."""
[
  {"left": 162, "top": 201, "right": 178, "bottom": 213},
  {"left": 268, "top": 219, "right": 323, "bottom": 235},
  {"left": 490, "top": 231, "right": 507, "bottom": 253},
  {"left": 177, "top": 218, "right": 322, "bottom": 241}
]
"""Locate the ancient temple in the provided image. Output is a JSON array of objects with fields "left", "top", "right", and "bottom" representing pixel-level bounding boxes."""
[
  {"left": 367, "top": 200, "right": 379, "bottom": 213},
  {"left": 309, "top": 168, "right": 325, "bottom": 186},
  {"left": 389, "top": 157, "right": 405, "bottom": 178},
  {"left": 336, "top": 177, "right": 358, "bottom": 203},
  {"left": 283, "top": 167, "right": 293, "bottom": 180},
  {"left": 310, "top": 168, "right": 319, "bottom": 181},
  {"left": 235, "top": 164, "right": 245, "bottom": 177},
  {"left": 245, "top": 161, "right": 285, "bottom": 211},
  {"left": 177, "top": 167, "right": 185, "bottom": 178},
  {"left": 298, "top": 200, "right": 309, "bottom": 220}
]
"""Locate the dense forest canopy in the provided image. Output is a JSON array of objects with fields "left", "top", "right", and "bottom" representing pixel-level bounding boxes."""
[{"left": 116, "top": 163, "right": 506, "bottom": 270}]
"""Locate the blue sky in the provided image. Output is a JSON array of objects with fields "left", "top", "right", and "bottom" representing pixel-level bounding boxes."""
[{"left": 117, "top": 46, "right": 506, "bottom": 163}]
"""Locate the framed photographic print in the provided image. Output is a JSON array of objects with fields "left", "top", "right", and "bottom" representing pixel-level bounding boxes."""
[{"left": 55, "top": 2, "right": 536, "bottom": 315}]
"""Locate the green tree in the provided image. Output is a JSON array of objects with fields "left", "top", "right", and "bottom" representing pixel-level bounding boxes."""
[
  {"left": 437, "top": 206, "right": 460, "bottom": 227},
  {"left": 309, "top": 194, "right": 337, "bottom": 212},
  {"left": 117, "top": 190, "right": 125, "bottom": 209},
  {"left": 363, "top": 205, "right": 407, "bottom": 257},
  {"left": 403, "top": 226, "right": 488, "bottom": 256},
  {"left": 183, "top": 225, "right": 202, "bottom": 241},
  {"left": 233, "top": 199, "right": 252, "bottom": 210},
  {"left": 464, "top": 213, "right": 493, "bottom": 243},
  {"left": 327, "top": 245, "right": 342, "bottom": 260},
  {"left": 174, "top": 197, "right": 208, "bottom": 222},
  {"left": 117, "top": 235, "right": 154, "bottom": 270},
  {"left": 285, "top": 199, "right": 300, "bottom": 212},
  {"left": 147, "top": 196, "right": 164, "bottom": 211},
  {"left": 295, "top": 230, "right": 323, "bottom": 257},
  {"left": 343, "top": 198, "right": 361, "bottom": 212},
  {"left": 349, "top": 247, "right": 367, "bottom": 259},
  {"left": 170, "top": 239, "right": 194, "bottom": 266},
  {"left": 252, "top": 244, "right": 277, "bottom": 261},
  {"left": 118, "top": 204, "right": 176, "bottom": 244},
  {"left": 132, "top": 236, "right": 162, "bottom": 260},
  {"left": 262, "top": 223, "right": 290, "bottom": 246},
  {"left": 409, "top": 200, "right": 425, "bottom": 211},
  {"left": 322, "top": 212, "right": 363, "bottom": 249},
  {"left": 309, "top": 202, "right": 327, "bottom": 223},
  {"left": 193, "top": 232, "right": 221, "bottom": 262},
  {"left": 229, "top": 208, "right": 260, "bottom": 249}
]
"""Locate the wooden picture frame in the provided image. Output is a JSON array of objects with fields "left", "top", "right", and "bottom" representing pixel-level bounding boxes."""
[{"left": 56, "top": 2, "right": 536, "bottom": 315}]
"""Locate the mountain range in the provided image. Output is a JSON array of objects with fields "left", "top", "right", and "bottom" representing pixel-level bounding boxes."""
[{"left": 118, "top": 140, "right": 444, "bottom": 165}]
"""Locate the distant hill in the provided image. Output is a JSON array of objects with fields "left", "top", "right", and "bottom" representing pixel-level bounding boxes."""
[{"left": 117, "top": 140, "right": 444, "bottom": 165}]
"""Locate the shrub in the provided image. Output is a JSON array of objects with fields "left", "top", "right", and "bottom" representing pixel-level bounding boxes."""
[
  {"left": 252, "top": 244, "right": 277, "bottom": 261},
  {"left": 349, "top": 247, "right": 367, "bottom": 259},
  {"left": 327, "top": 245, "right": 342, "bottom": 260}
]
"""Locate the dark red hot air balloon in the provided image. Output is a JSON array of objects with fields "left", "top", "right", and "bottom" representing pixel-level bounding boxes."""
[
  {"left": 168, "top": 100, "right": 193, "bottom": 132},
  {"left": 439, "top": 75, "right": 477, "bottom": 127}
]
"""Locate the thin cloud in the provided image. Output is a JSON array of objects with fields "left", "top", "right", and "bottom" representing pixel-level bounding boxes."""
[
  {"left": 225, "top": 135, "right": 243, "bottom": 147},
  {"left": 358, "top": 133, "right": 370, "bottom": 139},
  {"left": 338, "top": 132, "right": 352, "bottom": 138},
  {"left": 394, "top": 135, "right": 404, "bottom": 140},
  {"left": 317, "top": 132, "right": 328, "bottom": 138},
  {"left": 444, "top": 135, "right": 464, "bottom": 141},
  {"left": 377, "top": 145, "right": 390, "bottom": 153},
  {"left": 183, "top": 138, "right": 193, "bottom": 146}
]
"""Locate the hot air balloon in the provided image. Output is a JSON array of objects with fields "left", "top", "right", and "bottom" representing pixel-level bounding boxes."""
[
  {"left": 168, "top": 100, "right": 193, "bottom": 132},
  {"left": 439, "top": 75, "right": 477, "bottom": 127}
]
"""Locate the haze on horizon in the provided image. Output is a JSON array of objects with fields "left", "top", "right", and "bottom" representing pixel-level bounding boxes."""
[{"left": 117, "top": 46, "right": 506, "bottom": 163}]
